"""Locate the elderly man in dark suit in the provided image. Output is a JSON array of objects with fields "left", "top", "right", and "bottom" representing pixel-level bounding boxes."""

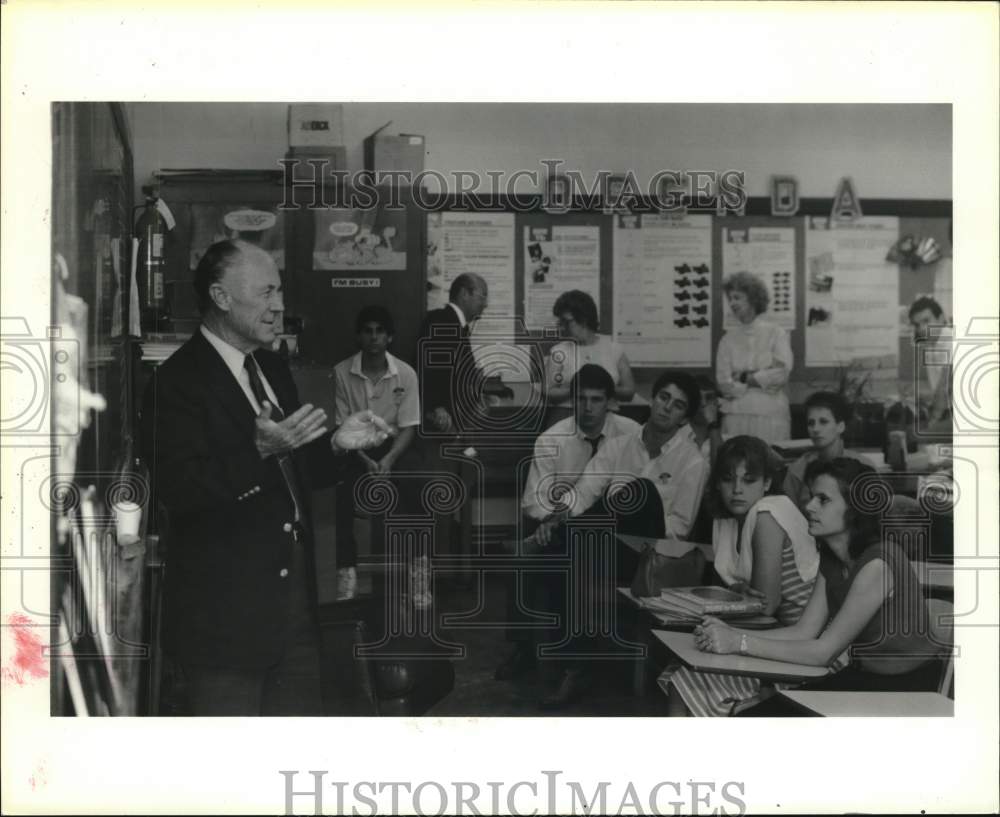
[
  {"left": 141, "top": 239, "right": 386, "bottom": 716},
  {"left": 416, "top": 272, "right": 489, "bottom": 434}
]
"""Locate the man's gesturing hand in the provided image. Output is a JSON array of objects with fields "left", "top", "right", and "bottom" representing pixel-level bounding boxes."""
[
  {"left": 332, "top": 409, "right": 393, "bottom": 452},
  {"left": 255, "top": 401, "right": 329, "bottom": 458}
]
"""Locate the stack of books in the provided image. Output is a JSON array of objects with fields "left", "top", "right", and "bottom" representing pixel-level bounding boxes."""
[
  {"left": 644, "top": 586, "right": 766, "bottom": 627},
  {"left": 140, "top": 333, "right": 189, "bottom": 364}
]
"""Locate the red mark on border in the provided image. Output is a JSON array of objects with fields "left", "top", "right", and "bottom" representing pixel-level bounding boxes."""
[
  {"left": 1, "top": 612, "right": 49, "bottom": 686},
  {"left": 29, "top": 761, "right": 48, "bottom": 791}
]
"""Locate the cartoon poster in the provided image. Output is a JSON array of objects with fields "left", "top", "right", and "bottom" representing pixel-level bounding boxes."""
[
  {"left": 189, "top": 203, "right": 285, "bottom": 269},
  {"left": 313, "top": 206, "right": 407, "bottom": 271}
]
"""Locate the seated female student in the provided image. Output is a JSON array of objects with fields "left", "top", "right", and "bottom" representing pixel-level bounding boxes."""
[
  {"left": 782, "top": 390, "right": 867, "bottom": 510},
  {"left": 692, "top": 458, "right": 947, "bottom": 716},
  {"left": 545, "top": 290, "right": 636, "bottom": 411},
  {"left": 658, "top": 435, "right": 819, "bottom": 716}
]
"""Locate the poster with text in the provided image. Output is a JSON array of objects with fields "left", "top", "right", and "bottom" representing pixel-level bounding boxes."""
[
  {"left": 805, "top": 216, "right": 900, "bottom": 365},
  {"left": 426, "top": 212, "right": 518, "bottom": 370},
  {"left": 313, "top": 206, "right": 407, "bottom": 270},
  {"left": 189, "top": 203, "right": 285, "bottom": 270},
  {"left": 721, "top": 226, "right": 797, "bottom": 329},
  {"left": 613, "top": 213, "right": 713, "bottom": 366},
  {"left": 522, "top": 223, "right": 601, "bottom": 330}
]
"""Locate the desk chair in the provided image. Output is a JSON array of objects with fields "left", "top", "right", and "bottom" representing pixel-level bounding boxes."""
[
  {"left": 674, "top": 597, "right": 956, "bottom": 717},
  {"left": 319, "top": 597, "right": 455, "bottom": 716}
]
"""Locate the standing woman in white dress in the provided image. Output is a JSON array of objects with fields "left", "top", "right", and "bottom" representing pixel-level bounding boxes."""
[{"left": 715, "top": 272, "right": 792, "bottom": 443}]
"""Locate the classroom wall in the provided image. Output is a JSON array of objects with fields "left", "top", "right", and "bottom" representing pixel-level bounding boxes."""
[
  {"left": 125, "top": 102, "right": 952, "bottom": 405},
  {"left": 126, "top": 103, "right": 951, "bottom": 203}
]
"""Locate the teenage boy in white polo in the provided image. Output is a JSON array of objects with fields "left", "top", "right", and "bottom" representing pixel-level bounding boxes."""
[{"left": 332, "top": 305, "right": 419, "bottom": 600}]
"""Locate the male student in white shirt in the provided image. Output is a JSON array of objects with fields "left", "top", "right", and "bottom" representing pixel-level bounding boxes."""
[
  {"left": 331, "top": 305, "right": 420, "bottom": 600},
  {"left": 494, "top": 365, "right": 640, "bottom": 682},
  {"left": 532, "top": 370, "right": 710, "bottom": 547},
  {"left": 528, "top": 370, "right": 710, "bottom": 709},
  {"left": 908, "top": 295, "right": 953, "bottom": 433}
]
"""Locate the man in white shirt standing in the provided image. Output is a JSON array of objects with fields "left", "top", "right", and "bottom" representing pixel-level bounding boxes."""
[
  {"left": 908, "top": 295, "right": 953, "bottom": 434},
  {"left": 494, "top": 365, "right": 640, "bottom": 682},
  {"left": 332, "top": 305, "right": 420, "bottom": 600},
  {"left": 529, "top": 371, "right": 710, "bottom": 709}
]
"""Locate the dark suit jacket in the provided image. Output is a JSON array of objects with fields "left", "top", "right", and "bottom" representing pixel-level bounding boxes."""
[
  {"left": 416, "top": 304, "right": 483, "bottom": 433},
  {"left": 140, "top": 331, "right": 342, "bottom": 669}
]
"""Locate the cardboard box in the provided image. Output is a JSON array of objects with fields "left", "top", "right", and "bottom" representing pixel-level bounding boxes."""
[
  {"left": 363, "top": 121, "right": 425, "bottom": 181},
  {"left": 288, "top": 104, "right": 344, "bottom": 148},
  {"left": 284, "top": 146, "right": 348, "bottom": 182}
]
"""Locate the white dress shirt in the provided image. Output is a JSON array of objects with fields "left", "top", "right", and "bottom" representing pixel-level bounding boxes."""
[
  {"left": 521, "top": 412, "right": 641, "bottom": 520},
  {"left": 567, "top": 426, "right": 709, "bottom": 538},
  {"left": 447, "top": 301, "right": 468, "bottom": 329},
  {"left": 200, "top": 325, "right": 281, "bottom": 414}
]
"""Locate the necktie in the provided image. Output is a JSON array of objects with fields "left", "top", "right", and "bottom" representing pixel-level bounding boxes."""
[
  {"left": 587, "top": 434, "right": 604, "bottom": 460},
  {"left": 245, "top": 354, "right": 283, "bottom": 419},
  {"left": 244, "top": 354, "right": 305, "bottom": 520}
]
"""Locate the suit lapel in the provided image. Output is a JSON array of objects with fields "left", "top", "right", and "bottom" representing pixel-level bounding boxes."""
[{"left": 189, "top": 331, "right": 257, "bottom": 437}]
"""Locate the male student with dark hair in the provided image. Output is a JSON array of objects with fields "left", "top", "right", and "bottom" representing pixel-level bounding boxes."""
[
  {"left": 532, "top": 370, "right": 710, "bottom": 546},
  {"left": 907, "top": 294, "right": 952, "bottom": 433},
  {"left": 527, "top": 371, "right": 710, "bottom": 709},
  {"left": 494, "top": 365, "right": 640, "bottom": 682},
  {"left": 331, "top": 304, "right": 420, "bottom": 600}
]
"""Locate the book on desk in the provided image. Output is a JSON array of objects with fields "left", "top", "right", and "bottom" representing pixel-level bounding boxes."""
[
  {"left": 660, "top": 586, "right": 766, "bottom": 616},
  {"left": 618, "top": 588, "right": 777, "bottom": 630}
]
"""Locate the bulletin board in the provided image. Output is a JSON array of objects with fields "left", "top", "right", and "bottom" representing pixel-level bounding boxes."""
[
  {"left": 715, "top": 207, "right": 951, "bottom": 391},
  {"left": 421, "top": 198, "right": 951, "bottom": 390},
  {"left": 147, "top": 176, "right": 950, "bottom": 385},
  {"left": 713, "top": 200, "right": 952, "bottom": 387}
]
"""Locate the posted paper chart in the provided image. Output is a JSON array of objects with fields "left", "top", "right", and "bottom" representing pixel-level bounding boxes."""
[
  {"left": 613, "top": 214, "right": 713, "bottom": 367},
  {"left": 804, "top": 216, "right": 900, "bottom": 366},
  {"left": 721, "top": 226, "right": 797, "bottom": 330},
  {"left": 426, "top": 212, "right": 517, "bottom": 353},
  {"left": 522, "top": 223, "right": 601, "bottom": 330}
]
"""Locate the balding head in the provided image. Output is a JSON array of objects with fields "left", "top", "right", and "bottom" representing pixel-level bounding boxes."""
[
  {"left": 449, "top": 273, "right": 489, "bottom": 322},
  {"left": 194, "top": 240, "right": 269, "bottom": 313}
]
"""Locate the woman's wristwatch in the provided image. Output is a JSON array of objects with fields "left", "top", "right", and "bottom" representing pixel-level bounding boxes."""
[{"left": 739, "top": 634, "right": 749, "bottom": 656}]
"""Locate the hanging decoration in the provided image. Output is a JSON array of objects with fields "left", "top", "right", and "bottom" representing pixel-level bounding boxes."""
[{"left": 886, "top": 234, "right": 943, "bottom": 268}]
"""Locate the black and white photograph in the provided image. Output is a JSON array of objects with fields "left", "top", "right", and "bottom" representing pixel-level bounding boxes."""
[{"left": 2, "top": 3, "right": 998, "bottom": 816}]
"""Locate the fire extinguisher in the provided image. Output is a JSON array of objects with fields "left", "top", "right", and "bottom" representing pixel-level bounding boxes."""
[{"left": 134, "top": 185, "right": 175, "bottom": 328}]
